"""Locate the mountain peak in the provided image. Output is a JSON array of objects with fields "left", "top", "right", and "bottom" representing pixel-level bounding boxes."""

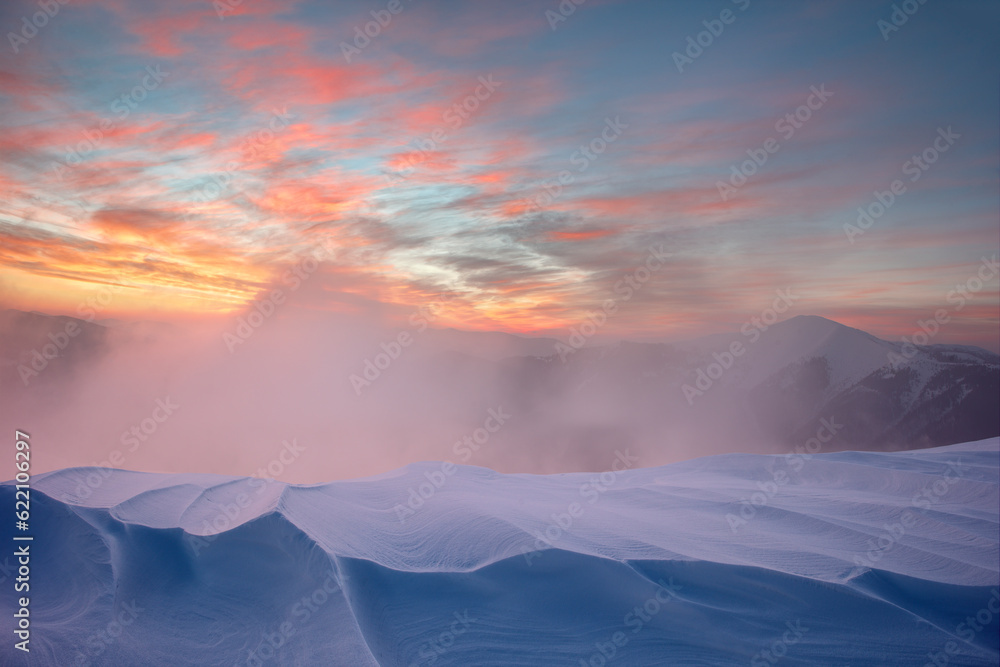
[
  {"left": 778, "top": 314, "right": 852, "bottom": 332},
  {"left": 769, "top": 314, "right": 888, "bottom": 347}
]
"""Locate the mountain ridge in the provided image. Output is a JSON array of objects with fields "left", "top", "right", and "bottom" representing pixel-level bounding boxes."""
[{"left": 2, "top": 310, "right": 996, "bottom": 479}]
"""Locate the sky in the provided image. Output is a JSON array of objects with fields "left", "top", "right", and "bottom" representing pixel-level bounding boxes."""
[{"left": 0, "top": 0, "right": 998, "bottom": 348}]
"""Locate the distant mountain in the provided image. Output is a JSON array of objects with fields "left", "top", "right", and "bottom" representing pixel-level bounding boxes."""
[
  {"left": 461, "top": 315, "right": 999, "bottom": 461},
  {"left": 0, "top": 309, "right": 111, "bottom": 387},
  {"left": 421, "top": 326, "right": 562, "bottom": 361},
  {"left": 684, "top": 315, "right": 1000, "bottom": 451},
  {"left": 1, "top": 309, "right": 996, "bottom": 471}
]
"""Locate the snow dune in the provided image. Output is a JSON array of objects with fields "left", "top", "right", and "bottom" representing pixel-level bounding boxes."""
[{"left": 2, "top": 439, "right": 997, "bottom": 666}]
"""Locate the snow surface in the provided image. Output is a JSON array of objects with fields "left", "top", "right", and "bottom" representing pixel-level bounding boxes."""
[{"left": 3, "top": 439, "right": 998, "bottom": 666}]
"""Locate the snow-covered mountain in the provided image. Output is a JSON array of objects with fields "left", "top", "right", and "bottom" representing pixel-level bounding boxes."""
[
  {"left": 481, "top": 315, "right": 999, "bottom": 460},
  {"left": 674, "top": 314, "right": 1000, "bottom": 450},
  {"left": 2, "top": 310, "right": 996, "bottom": 477},
  {"left": 3, "top": 439, "right": 997, "bottom": 665}
]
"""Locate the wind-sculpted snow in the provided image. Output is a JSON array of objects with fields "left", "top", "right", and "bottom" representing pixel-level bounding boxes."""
[{"left": 2, "top": 440, "right": 998, "bottom": 666}]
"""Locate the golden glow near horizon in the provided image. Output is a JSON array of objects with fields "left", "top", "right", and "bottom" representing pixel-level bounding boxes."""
[{"left": 0, "top": 1, "right": 996, "bottom": 347}]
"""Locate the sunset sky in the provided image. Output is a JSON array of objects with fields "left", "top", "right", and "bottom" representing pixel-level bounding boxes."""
[{"left": 1, "top": 0, "right": 997, "bottom": 347}]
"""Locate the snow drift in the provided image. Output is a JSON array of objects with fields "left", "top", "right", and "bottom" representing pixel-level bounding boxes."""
[{"left": 2, "top": 439, "right": 998, "bottom": 666}]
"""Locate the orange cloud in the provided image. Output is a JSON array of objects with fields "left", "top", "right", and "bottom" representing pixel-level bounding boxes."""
[{"left": 546, "top": 229, "right": 617, "bottom": 242}]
